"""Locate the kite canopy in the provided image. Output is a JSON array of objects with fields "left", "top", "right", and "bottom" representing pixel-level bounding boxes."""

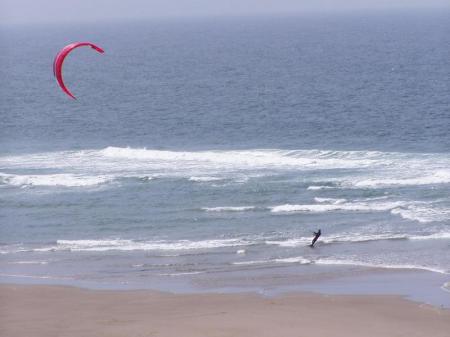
[{"left": 53, "top": 42, "right": 104, "bottom": 99}]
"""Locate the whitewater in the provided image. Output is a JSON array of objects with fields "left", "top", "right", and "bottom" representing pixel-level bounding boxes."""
[{"left": 1, "top": 146, "right": 449, "bottom": 286}]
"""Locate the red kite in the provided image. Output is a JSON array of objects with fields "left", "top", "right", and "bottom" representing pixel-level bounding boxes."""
[{"left": 53, "top": 42, "right": 104, "bottom": 99}]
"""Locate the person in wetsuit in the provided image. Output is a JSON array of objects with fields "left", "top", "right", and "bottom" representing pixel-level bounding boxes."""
[{"left": 311, "top": 229, "right": 321, "bottom": 247}]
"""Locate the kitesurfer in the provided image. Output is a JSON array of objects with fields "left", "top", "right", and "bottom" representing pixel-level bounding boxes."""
[{"left": 311, "top": 229, "right": 321, "bottom": 247}]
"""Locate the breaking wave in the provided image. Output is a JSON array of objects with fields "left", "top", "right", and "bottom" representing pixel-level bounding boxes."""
[
  {"left": 233, "top": 256, "right": 311, "bottom": 266},
  {"left": 266, "top": 231, "right": 450, "bottom": 247},
  {"left": 233, "top": 256, "right": 448, "bottom": 274},
  {"left": 0, "top": 147, "right": 447, "bottom": 175},
  {"left": 189, "top": 176, "right": 223, "bottom": 182},
  {"left": 307, "top": 185, "right": 335, "bottom": 190},
  {"left": 314, "top": 258, "right": 448, "bottom": 274},
  {"left": 314, "top": 197, "right": 347, "bottom": 204},
  {"left": 269, "top": 198, "right": 449, "bottom": 223},
  {"left": 3, "top": 230, "right": 449, "bottom": 255},
  {"left": 1, "top": 147, "right": 449, "bottom": 192},
  {"left": 7, "top": 261, "right": 48, "bottom": 265},
  {"left": 32, "top": 238, "right": 251, "bottom": 252},
  {"left": 269, "top": 201, "right": 406, "bottom": 213},
  {"left": 391, "top": 206, "right": 450, "bottom": 223},
  {"left": 97, "top": 147, "right": 383, "bottom": 170},
  {"left": 348, "top": 170, "right": 450, "bottom": 188},
  {"left": 0, "top": 173, "right": 114, "bottom": 187},
  {"left": 202, "top": 206, "right": 257, "bottom": 212},
  {"left": 409, "top": 232, "right": 450, "bottom": 240}
]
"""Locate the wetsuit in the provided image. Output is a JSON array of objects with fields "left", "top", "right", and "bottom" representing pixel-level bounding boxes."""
[{"left": 311, "top": 229, "right": 321, "bottom": 247}]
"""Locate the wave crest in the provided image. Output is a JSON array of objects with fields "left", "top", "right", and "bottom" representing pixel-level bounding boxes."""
[
  {"left": 315, "top": 258, "right": 448, "bottom": 274},
  {"left": 266, "top": 231, "right": 450, "bottom": 247},
  {"left": 0, "top": 173, "right": 113, "bottom": 187},
  {"left": 33, "top": 238, "right": 250, "bottom": 252},
  {"left": 202, "top": 206, "right": 256, "bottom": 212},
  {"left": 269, "top": 201, "right": 405, "bottom": 213}
]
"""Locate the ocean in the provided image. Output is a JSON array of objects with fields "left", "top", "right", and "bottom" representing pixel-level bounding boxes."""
[{"left": 1, "top": 11, "right": 449, "bottom": 303}]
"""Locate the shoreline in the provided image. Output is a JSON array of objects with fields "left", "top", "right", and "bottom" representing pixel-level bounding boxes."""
[
  {"left": 1, "top": 283, "right": 449, "bottom": 337},
  {"left": 2, "top": 264, "right": 449, "bottom": 308}
]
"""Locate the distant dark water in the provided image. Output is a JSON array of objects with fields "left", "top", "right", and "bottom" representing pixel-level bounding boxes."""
[
  {"left": 1, "top": 12, "right": 449, "bottom": 154},
  {"left": 0, "top": 12, "right": 449, "bottom": 291}
]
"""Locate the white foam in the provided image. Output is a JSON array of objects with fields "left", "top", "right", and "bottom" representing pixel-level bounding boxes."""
[
  {"left": 189, "top": 176, "right": 222, "bottom": 182},
  {"left": 11, "top": 230, "right": 446, "bottom": 255},
  {"left": 409, "top": 232, "right": 450, "bottom": 240},
  {"left": 314, "top": 197, "right": 347, "bottom": 204},
  {"left": 98, "top": 147, "right": 379, "bottom": 170},
  {"left": 391, "top": 206, "right": 450, "bottom": 223},
  {"left": 307, "top": 185, "right": 334, "bottom": 190},
  {"left": 233, "top": 260, "right": 268, "bottom": 265},
  {"left": 267, "top": 230, "right": 450, "bottom": 247},
  {"left": 139, "top": 176, "right": 154, "bottom": 181},
  {"left": 315, "top": 258, "right": 448, "bottom": 274},
  {"left": 233, "top": 256, "right": 311, "bottom": 266},
  {"left": 269, "top": 201, "right": 405, "bottom": 213},
  {"left": 2, "top": 147, "right": 449, "bottom": 175},
  {"left": 0, "top": 147, "right": 411, "bottom": 181},
  {"left": 266, "top": 232, "right": 408, "bottom": 247},
  {"left": 326, "top": 233, "right": 409, "bottom": 243},
  {"left": 202, "top": 206, "right": 256, "bottom": 212},
  {"left": 273, "top": 256, "right": 311, "bottom": 264},
  {"left": 0, "top": 173, "right": 113, "bottom": 187},
  {"left": 2, "top": 148, "right": 449, "bottom": 192},
  {"left": 34, "top": 238, "right": 250, "bottom": 252},
  {"left": 7, "top": 261, "right": 48, "bottom": 265},
  {"left": 266, "top": 238, "right": 310, "bottom": 247},
  {"left": 233, "top": 256, "right": 447, "bottom": 274},
  {"left": 271, "top": 195, "right": 449, "bottom": 223},
  {"left": 350, "top": 170, "right": 450, "bottom": 188}
]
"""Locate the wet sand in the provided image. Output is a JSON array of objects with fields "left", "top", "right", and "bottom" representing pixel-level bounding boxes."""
[{"left": 1, "top": 284, "right": 449, "bottom": 337}]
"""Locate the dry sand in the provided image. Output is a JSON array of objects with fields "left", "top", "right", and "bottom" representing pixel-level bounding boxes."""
[{"left": 1, "top": 284, "right": 449, "bottom": 337}]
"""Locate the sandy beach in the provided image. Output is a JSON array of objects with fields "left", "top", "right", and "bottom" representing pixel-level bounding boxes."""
[{"left": 1, "top": 284, "right": 449, "bottom": 337}]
